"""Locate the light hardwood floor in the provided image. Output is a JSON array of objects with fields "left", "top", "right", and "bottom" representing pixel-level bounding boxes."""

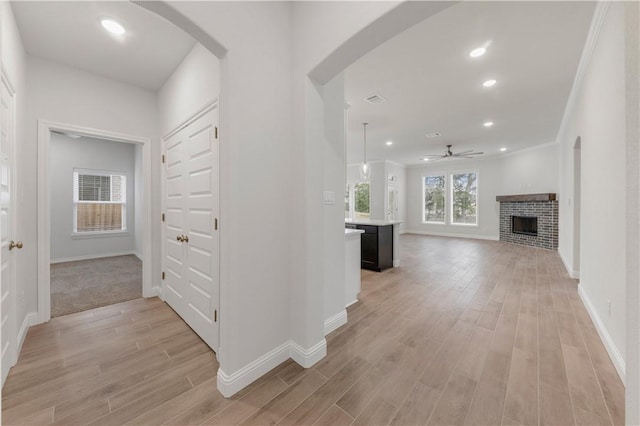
[{"left": 2, "top": 235, "right": 624, "bottom": 425}]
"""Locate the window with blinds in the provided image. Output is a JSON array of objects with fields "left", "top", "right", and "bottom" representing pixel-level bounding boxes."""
[{"left": 73, "top": 171, "right": 126, "bottom": 233}]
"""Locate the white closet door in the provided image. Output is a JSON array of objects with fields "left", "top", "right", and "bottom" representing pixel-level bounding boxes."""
[
  {"left": 163, "top": 104, "right": 219, "bottom": 351},
  {"left": 1, "top": 74, "right": 17, "bottom": 385}
]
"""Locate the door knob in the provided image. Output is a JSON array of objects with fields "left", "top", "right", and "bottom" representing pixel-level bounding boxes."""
[
  {"left": 182, "top": 235, "right": 189, "bottom": 243},
  {"left": 9, "top": 241, "right": 23, "bottom": 250},
  {"left": 176, "top": 235, "right": 184, "bottom": 242}
]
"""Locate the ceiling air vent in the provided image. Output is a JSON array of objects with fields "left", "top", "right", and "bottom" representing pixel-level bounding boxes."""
[
  {"left": 425, "top": 132, "right": 442, "bottom": 138},
  {"left": 364, "top": 93, "right": 385, "bottom": 104}
]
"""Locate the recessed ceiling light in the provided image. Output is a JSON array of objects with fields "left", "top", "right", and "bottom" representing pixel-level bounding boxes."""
[
  {"left": 423, "top": 158, "right": 430, "bottom": 162},
  {"left": 483, "top": 79, "right": 497, "bottom": 88},
  {"left": 500, "top": 147, "right": 507, "bottom": 152},
  {"left": 425, "top": 132, "right": 441, "bottom": 138},
  {"left": 484, "top": 121, "right": 494, "bottom": 127},
  {"left": 386, "top": 141, "right": 393, "bottom": 146},
  {"left": 469, "top": 47, "right": 486, "bottom": 58},
  {"left": 101, "top": 19, "right": 126, "bottom": 35}
]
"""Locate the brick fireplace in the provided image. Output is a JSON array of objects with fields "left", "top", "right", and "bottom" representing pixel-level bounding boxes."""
[{"left": 497, "top": 193, "right": 558, "bottom": 250}]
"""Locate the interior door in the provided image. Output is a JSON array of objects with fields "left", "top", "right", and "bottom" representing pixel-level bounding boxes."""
[
  {"left": 163, "top": 104, "right": 219, "bottom": 351},
  {"left": 1, "top": 73, "right": 17, "bottom": 385}
]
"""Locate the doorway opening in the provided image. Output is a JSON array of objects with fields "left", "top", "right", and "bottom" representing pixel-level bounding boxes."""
[
  {"left": 37, "top": 122, "right": 153, "bottom": 323},
  {"left": 574, "top": 136, "right": 582, "bottom": 279},
  {"left": 48, "top": 131, "right": 144, "bottom": 317}
]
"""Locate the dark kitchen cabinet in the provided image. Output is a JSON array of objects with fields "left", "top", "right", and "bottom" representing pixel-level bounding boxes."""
[{"left": 353, "top": 224, "right": 393, "bottom": 271}]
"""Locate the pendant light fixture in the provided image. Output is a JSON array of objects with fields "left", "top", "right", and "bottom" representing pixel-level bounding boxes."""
[{"left": 360, "top": 122, "right": 370, "bottom": 181}]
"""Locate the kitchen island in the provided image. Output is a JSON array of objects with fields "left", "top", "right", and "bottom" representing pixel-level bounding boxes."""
[{"left": 345, "top": 218, "right": 402, "bottom": 271}]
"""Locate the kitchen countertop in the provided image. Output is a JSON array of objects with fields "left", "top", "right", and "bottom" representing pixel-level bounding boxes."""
[
  {"left": 345, "top": 228, "right": 365, "bottom": 237},
  {"left": 345, "top": 218, "right": 404, "bottom": 226}
]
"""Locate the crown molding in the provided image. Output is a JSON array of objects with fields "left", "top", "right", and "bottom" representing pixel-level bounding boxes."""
[{"left": 556, "top": 1, "right": 611, "bottom": 141}]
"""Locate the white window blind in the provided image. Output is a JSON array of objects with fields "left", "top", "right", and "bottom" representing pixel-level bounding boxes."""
[{"left": 74, "top": 171, "right": 126, "bottom": 233}]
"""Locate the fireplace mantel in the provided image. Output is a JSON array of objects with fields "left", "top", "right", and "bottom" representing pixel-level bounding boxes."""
[{"left": 496, "top": 193, "right": 556, "bottom": 202}]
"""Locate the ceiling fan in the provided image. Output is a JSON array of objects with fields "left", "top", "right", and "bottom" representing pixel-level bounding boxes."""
[{"left": 422, "top": 144, "right": 484, "bottom": 161}]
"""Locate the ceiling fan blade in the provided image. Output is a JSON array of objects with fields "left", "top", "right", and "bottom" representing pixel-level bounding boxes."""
[
  {"left": 465, "top": 151, "right": 484, "bottom": 155},
  {"left": 454, "top": 149, "right": 474, "bottom": 155},
  {"left": 423, "top": 154, "right": 445, "bottom": 158}
]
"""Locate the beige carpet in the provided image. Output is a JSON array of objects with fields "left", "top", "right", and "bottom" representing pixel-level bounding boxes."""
[{"left": 50, "top": 255, "right": 142, "bottom": 318}]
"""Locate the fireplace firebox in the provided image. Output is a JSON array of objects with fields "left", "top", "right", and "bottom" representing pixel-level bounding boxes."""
[{"left": 512, "top": 216, "right": 538, "bottom": 236}]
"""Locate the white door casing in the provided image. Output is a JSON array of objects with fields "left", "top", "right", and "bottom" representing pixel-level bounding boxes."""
[
  {"left": 37, "top": 121, "right": 153, "bottom": 324},
  {"left": 163, "top": 102, "right": 220, "bottom": 351},
  {"left": 1, "top": 71, "right": 18, "bottom": 385}
]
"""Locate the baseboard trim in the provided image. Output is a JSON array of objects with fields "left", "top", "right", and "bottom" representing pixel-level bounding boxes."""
[
  {"left": 50, "top": 251, "right": 136, "bottom": 264},
  {"left": 405, "top": 230, "right": 499, "bottom": 241},
  {"left": 558, "top": 249, "right": 579, "bottom": 279},
  {"left": 147, "top": 286, "right": 162, "bottom": 298},
  {"left": 346, "top": 299, "right": 359, "bottom": 308},
  {"left": 216, "top": 337, "right": 327, "bottom": 398},
  {"left": 289, "top": 339, "right": 327, "bottom": 368},
  {"left": 324, "top": 310, "right": 348, "bottom": 336},
  {"left": 17, "top": 312, "right": 38, "bottom": 356},
  {"left": 133, "top": 251, "right": 143, "bottom": 261},
  {"left": 217, "top": 341, "right": 291, "bottom": 398},
  {"left": 578, "top": 284, "right": 625, "bottom": 383}
]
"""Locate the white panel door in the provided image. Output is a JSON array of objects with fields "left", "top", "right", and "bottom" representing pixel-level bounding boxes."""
[
  {"left": 1, "top": 74, "right": 17, "bottom": 385},
  {"left": 163, "top": 104, "right": 219, "bottom": 351}
]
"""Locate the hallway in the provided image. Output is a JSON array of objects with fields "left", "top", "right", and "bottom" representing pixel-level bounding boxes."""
[{"left": 1, "top": 235, "right": 624, "bottom": 425}]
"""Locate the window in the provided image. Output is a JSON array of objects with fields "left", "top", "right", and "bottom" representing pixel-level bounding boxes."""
[
  {"left": 353, "top": 182, "right": 370, "bottom": 219},
  {"left": 451, "top": 172, "right": 477, "bottom": 225},
  {"left": 345, "top": 181, "right": 370, "bottom": 219},
  {"left": 423, "top": 175, "right": 445, "bottom": 223},
  {"left": 73, "top": 170, "right": 126, "bottom": 233},
  {"left": 422, "top": 171, "right": 478, "bottom": 226},
  {"left": 345, "top": 183, "right": 350, "bottom": 219}
]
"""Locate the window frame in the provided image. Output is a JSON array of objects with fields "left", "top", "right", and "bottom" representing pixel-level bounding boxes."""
[
  {"left": 449, "top": 169, "right": 479, "bottom": 227},
  {"left": 72, "top": 168, "right": 128, "bottom": 236},
  {"left": 422, "top": 173, "right": 446, "bottom": 225},
  {"left": 420, "top": 169, "right": 479, "bottom": 227},
  {"left": 345, "top": 180, "right": 371, "bottom": 219}
]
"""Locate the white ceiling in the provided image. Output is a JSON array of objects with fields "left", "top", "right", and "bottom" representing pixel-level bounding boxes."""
[
  {"left": 12, "top": 1, "right": 197, "bottom": 91},
  {"left": 345, "top": 1, "right": 595, "bottom": 166}
]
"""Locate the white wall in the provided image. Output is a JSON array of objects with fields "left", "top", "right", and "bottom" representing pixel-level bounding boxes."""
[
  {"left": 406, "top": 144, "right": 559, "bottom": 240},
  {"left": 386, "top": 161, "right": 407, "bottom": 232},
  {"left": 323, "top": 73, "right": 346, "bottom": 329},
  {"left": 368, "top": 161, "right": 386, "bottom": 220},
  {"left": 557, "top": 1, "right": 627, "bottom": 386},
  {"left": 49, "top": 133, "right": 136, "bottom": 262},
  {"left": 624, "top": 3, "right": 640, "bottom": 423},
  {"left": 500, "top": 143, "right": 559, "bottom": 196},
  {"left": 158, "top": 43, "right": 220, "bottom": 136},
  {"left": 143, "top": 2, "right": 296, "bottom": 384},
  {"left": 26, "top": 55, "right": 159, "bottom": 315}
]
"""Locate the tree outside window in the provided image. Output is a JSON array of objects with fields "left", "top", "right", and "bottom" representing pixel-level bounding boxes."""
[
  {"left": 451, "top": 172, "right": 477, "bottom": 225},
  {"left": 423, "top": 175, "right": 445, "bottom": 223},
  {"left": 354, "top": 182, "right": 370, "bottom": 218}
]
